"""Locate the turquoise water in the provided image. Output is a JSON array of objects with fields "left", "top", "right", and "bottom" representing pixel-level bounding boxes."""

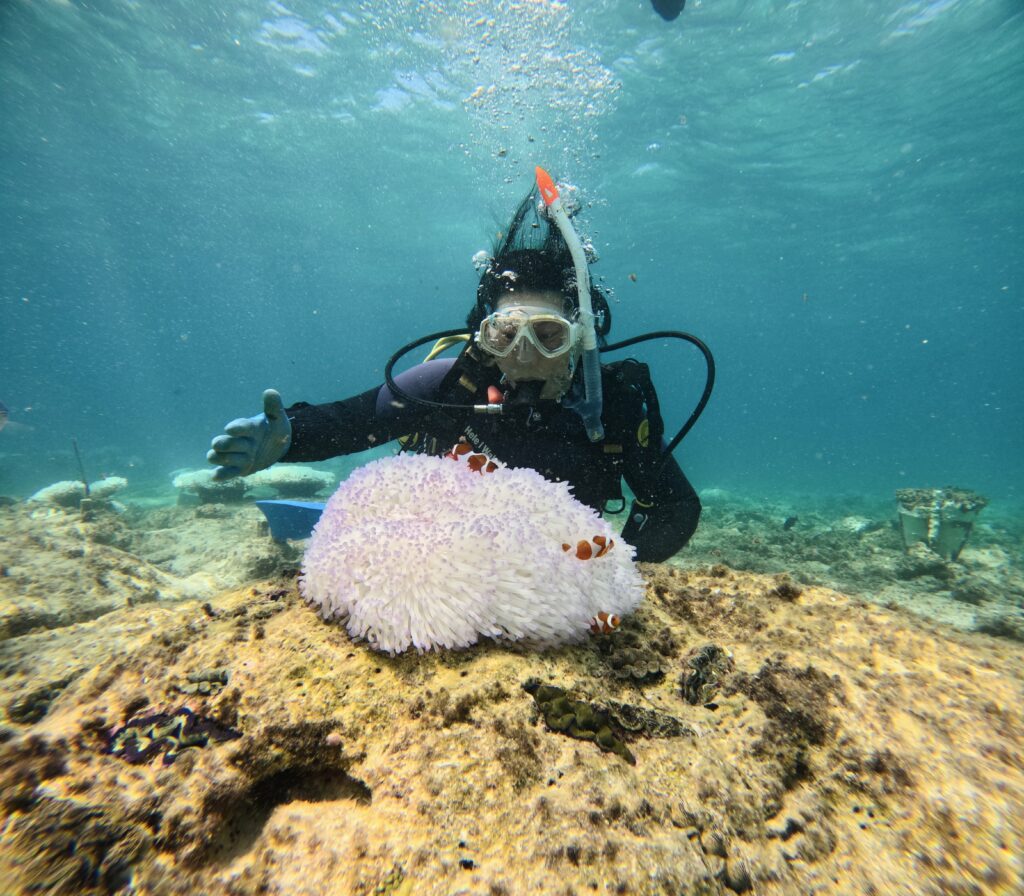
[{"left": 1, "top": 0, "right": 1021, "bottom": 503}]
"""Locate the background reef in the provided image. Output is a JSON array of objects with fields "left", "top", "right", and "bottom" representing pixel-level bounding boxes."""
[{"left": 0, "top": 498, "right": 1022, "bottom": 894}]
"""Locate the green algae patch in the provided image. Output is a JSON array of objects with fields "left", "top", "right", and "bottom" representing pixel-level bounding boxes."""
[{"left": 523, "top": 678, "right": 636, "bottom": 765}]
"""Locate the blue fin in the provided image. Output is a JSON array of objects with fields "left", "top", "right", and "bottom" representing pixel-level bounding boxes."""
[{"left": 255, "top": 500, "right": 325, "bottom": 541}]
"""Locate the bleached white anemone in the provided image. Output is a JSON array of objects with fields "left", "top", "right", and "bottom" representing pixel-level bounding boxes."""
[{"left": 300, "top": 451, "right": 644, "bottom": 655}]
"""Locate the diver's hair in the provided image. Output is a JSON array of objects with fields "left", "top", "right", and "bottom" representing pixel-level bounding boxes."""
[
  {"left": 468, "top": 248, "right": 612, "bottom": 342},
  {"left": 468, "top": 184, "right": 612, "bottom": 343}
]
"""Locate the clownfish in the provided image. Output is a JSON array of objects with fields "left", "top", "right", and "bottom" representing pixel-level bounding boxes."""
[
  {"left": 446, "top": 440, "right": 499, "bottom": 475},
  {"left": 466, "top": 453, "right": 498, "bottom": 475},
  {"left": 446, "top": 440, "right": 473, "bottom": 460},
  {"left": 561, "top": 535, "right": 614, "bottom": 560},
  {"left": 589, "top": 611, "right": 621, "bottom": 635}
]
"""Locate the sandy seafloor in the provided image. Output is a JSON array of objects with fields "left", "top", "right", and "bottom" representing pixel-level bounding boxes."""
[{"left": 0, "top": 478, "right": 1022, "bottom": 895}]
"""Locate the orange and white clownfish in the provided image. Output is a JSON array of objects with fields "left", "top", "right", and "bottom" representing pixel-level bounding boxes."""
[
  {"left": 589, "top": 611, "right": 621, "bottom": 635},
  {"left": 561, "top": 535, "right": 614, "bottom": 560},
  {"left": 446, "top": 439, "right": 473, "bottom": 460},
  {"left": 446, "top": 439, "right": 498, "bottom": 474}
]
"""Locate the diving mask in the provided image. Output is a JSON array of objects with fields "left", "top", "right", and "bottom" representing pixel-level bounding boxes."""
[{"left": 476, "top": 307, "right": 582, "bottom": 360}]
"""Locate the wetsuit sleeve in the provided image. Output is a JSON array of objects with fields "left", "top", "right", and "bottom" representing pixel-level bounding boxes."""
[
  {"left": 280, "top": 359, "right": 456, "bottom": 463},
  {"left": 282, "top": 387, "right": 389, "bottom": 462},
  {"left": 620, "top": 445, "right": 702, "bottom": 562}
]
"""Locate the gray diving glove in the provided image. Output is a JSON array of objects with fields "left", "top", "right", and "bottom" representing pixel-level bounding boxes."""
[{"left": 207, "top": 389, "right": 292, "bottom": 481}]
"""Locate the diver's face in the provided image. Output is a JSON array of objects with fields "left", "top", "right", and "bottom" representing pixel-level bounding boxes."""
[{"left": 490, "top": 290, "right": 580, "bottom": 394}]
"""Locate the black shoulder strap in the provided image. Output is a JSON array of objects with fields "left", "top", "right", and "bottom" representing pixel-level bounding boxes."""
[
  {"left": 436, "top": 342, "right": 494, "bottom": 402},
  {"left": 604, "top": 358, "right": 665, "bottom": 446},
  {"left": 398, "top": 344, "right": 496, "bottom": 454}
]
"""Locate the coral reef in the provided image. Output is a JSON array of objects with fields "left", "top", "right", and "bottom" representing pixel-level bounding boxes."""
[
  {"left": 27, "top": 475, "right": 127, "bottom": 508},
  {"left": 677, "top": 490, "right": 1024, "bottom": 640},
  {"left": 248, "top": 465, "right": 335, "bottom": 498},
  {"left": 0, "top": 494, "right": 1021, "bottom": 895},
  {"left": 172, "top": 469, "right": 248, "bottom": 504}
]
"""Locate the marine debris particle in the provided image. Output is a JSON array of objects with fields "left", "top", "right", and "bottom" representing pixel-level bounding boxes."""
[
  {"left": 522, "top": 678, "right": 635, "bottom": 765},
  {"left": 105, "top": 707, "right": 241, "bottom": 765}
]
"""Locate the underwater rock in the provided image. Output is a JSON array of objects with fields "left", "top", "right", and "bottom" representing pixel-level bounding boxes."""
[
  {"left": 896, "top": 542, "right": 954, "bottom": 582},
  {"left": 767, "top": 573, "right": 803, "bottom": 602},
  {"left": 834, "top": 515, "right": 876, "bottom": 535},
  {"left": 2, "top": 794, "right": 149, "bottom": 895},
  {"left": 1, "top": 558, "right": 1022, "bottom": 896},
  {"left": 974, "top": 606, "right": 1024, "bottom": 642},
  {"left": 727, "top": 655, "right": 839, "bottom": 788}
]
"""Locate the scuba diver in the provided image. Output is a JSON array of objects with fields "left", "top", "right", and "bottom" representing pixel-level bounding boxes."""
[{"left": 207, "top": 169, "right": 713, "bottom": 563}]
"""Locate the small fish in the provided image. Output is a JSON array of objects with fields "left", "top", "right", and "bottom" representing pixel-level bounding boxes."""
[
  {"left": 466, "top": 453, "right": 498, "bottom": 475},
  {"left": 590, "top": 610, "right": 621, "bottom": 635},
  {"left": 562, "top": 535, "right": 614, "bottom": 560},
  {"left": 447, "top": 439, "right": 471, "bottom": 457},
  {"left": 783, "top": 515, "right": 799, "bottom": 531},
  {"left": 0, "top": 401, "right": 6, "bottom": 432},
  {"left": 446, "top": 440, "right": 498, "bottom": 474}
]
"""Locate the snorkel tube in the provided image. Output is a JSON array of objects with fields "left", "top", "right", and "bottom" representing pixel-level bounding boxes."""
[{"left": 535, "top": 166, "right": 605, "bottom": 442}]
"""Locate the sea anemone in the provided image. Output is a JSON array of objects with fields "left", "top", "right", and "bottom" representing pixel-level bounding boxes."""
[{"left": 300, "top": 452, "right": 644, "bottom": 655}]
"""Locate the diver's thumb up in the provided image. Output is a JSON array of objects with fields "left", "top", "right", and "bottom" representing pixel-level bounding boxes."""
[
  {"left": 207, "top": 388, "right": 292, "bottom": 480},
  {"left": 256, "top": 389, "right": 292, "bottom": 471},
  {"left": 263, "top": 389, "right": 286, "bottom": 422}
]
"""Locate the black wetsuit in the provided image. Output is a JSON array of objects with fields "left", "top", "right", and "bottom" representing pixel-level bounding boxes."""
[{"left": 282, "top": 347, "right": 700, "bottom": 562}]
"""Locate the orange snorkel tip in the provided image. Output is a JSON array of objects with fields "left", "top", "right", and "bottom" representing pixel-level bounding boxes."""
[{"left": 535, "top": 166, "right": 559, "bottom": 206}]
